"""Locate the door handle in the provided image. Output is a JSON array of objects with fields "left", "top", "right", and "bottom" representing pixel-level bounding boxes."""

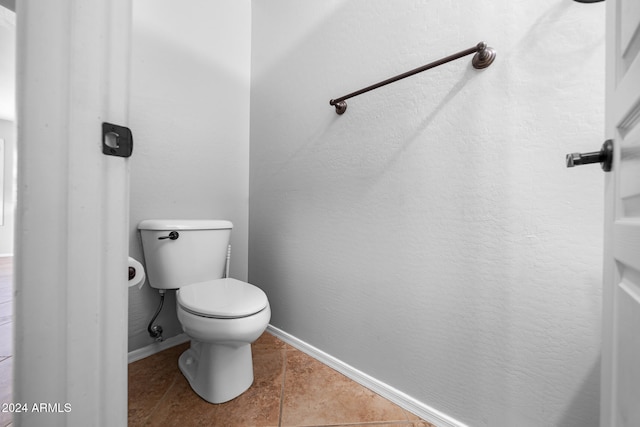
[{"left": 566, "top": 139, "right": 613, "bottom": 172}]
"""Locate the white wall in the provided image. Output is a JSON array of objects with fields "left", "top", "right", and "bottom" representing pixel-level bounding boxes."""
[
  {"left": 0, "top": 6, "right": 15, "bottom": 122},
  {"left": 249, "top": 1, "right": 604, "bottom": 426},
  {"left": 128, "top": 0, "right": 251, "bottom": 351}
]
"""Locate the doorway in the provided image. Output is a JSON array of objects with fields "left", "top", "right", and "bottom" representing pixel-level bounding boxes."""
[
  {"left": 0, "top": 5, "right": 15, "bottom": 257},
  {"left": 0, "top": 6, "right": 15, "bottom": 427}
]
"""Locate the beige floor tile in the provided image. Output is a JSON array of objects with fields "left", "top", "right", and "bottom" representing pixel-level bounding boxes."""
[
  {"left": 337, "top": 424, "right": 414, "bottom": 427},
  {"left": 141, "top": 372, "right": 218, "bottom": 427},
  {"left": 128, "top": 342, "right": 189, "bottom": 425},
  {"left": 127, "top": 332, "right": 434, "bottom": 427},
  {"left": 404, "top": 409, "right": 437, "bottom": 425},
  {"left": 253, "top": 330, "right": 287, "bottom": 352},
  {"left": 280, "top": 350, "right": 408, "bottom": 427},
  {"left": 138, "top": 339, "right": 284, "bottom": 427}
]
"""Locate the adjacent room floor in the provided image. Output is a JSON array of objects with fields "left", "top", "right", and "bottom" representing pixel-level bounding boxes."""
[
  {"left": 0, "top": 257, "right": 12, "bottom": 427},
  {"left": 129, "top": 333, "right": 434, "bottom": 427}
]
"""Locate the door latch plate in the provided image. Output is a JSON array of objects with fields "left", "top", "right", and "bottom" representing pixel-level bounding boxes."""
[{"left": 102, "top": 122, "right": 133, "bottom": 158}]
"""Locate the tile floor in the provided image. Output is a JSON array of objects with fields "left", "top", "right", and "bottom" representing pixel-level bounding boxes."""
[
  {"left": 129, "top": 333, "right": 434, "bottom": 427},
  {"left": 0, "top": 256, "right": 434, "bottom": 427}
]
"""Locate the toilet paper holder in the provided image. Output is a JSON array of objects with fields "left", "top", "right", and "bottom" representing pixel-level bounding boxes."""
[{"left": 128, "top": 257, "right": 146, "bottom": 289}]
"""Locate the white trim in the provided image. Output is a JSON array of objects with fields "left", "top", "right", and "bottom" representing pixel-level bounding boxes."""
[
  {"left": 267, "top": 325, "right": 469, "bottom": 427},
  {"left": 128, "top": 333, "right": 190, "bottom": 364},
  {"left": 14, "top": 1, "right": 131, "bottom": 425}
]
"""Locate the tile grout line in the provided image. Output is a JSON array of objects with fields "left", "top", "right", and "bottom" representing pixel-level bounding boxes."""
[
  {"left": 278, "top": 348, "right": 287, "bottom": 427},
  {"left": 272, "top": 342, "right": 415, "bottom": 427},
  {"left": 140, "top": 370, "right": 181, "bottom": 425}
]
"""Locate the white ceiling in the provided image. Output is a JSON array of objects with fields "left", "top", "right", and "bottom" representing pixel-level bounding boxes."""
[{"left": 0, "top": 6, "right": 15, "bottom": 122}]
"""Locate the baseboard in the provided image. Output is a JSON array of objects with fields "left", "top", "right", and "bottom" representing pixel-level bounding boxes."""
[
  {"left": 267, "top": 325, "right": 469, "bottom": 427},
  {"left": 127, "top": 333, "right": 190, "bottom": 364}
]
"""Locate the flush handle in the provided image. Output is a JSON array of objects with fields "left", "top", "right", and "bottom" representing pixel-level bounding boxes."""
[
  {"left": 566, "top": 139, "right": 613, "bottom": 172},
  {"left": 158, "top": 231, "right": 179, "bottom": 240}
]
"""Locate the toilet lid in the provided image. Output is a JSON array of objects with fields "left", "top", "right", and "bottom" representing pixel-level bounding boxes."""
[{"left": 177, "top": 278, "right": 268, "bottom": 319}]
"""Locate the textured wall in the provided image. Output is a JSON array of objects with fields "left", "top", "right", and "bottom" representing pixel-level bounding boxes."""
[
  {"left": 249, "top": 1, "right": 604, "bottom": 426},
  {"left": 128, "top": 0, "right": 251, "bottom": 351}
]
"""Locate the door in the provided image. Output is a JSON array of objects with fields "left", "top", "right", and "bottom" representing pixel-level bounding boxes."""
[
  {"left": 13, "top": 0, "right": 131, "bottom": 426},
  {"left": 601, "top": 0, "right": 640, "bottom": 425}
]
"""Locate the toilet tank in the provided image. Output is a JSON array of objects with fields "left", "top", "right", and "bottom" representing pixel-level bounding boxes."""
[{"left": 138, "top": 219, "right": 233, "bottom": 290}]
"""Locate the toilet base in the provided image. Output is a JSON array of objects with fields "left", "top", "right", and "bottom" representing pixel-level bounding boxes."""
[{"left": 178, "top": 339, "right": 254, "bottom": 404}]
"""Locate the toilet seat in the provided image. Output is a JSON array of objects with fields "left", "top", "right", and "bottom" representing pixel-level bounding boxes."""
[{"left": 177, "top": 278, "right": 268, "bottom": 319}]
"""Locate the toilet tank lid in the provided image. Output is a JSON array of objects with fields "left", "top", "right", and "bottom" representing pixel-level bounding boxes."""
[{"left": 138, "top": 219, "right": 233, "bottom": 231}]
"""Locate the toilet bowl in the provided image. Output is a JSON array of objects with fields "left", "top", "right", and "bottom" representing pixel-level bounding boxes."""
[
  {"left": 176, "top": 278, "right": 270, "bottom": 403},
  {"left": 138, "top": 220, "right": 271, "bottom": 404}
]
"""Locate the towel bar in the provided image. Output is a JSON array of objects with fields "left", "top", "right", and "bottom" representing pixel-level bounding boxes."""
[{"left": 329, "top": 41, "right": 496, "bottom": 115}]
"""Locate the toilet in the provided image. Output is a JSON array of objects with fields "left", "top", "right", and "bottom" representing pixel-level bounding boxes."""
[{"left": 138, "top": 219, "right": 271, "bottom": 404}]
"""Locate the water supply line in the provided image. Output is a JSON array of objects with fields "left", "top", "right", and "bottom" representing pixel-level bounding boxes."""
[
  {"left": 147, "top": 290, "right": 165, "bottom": 342},
  {"left": 146, "top": 244, "right": 230, "bottom": 342}
]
